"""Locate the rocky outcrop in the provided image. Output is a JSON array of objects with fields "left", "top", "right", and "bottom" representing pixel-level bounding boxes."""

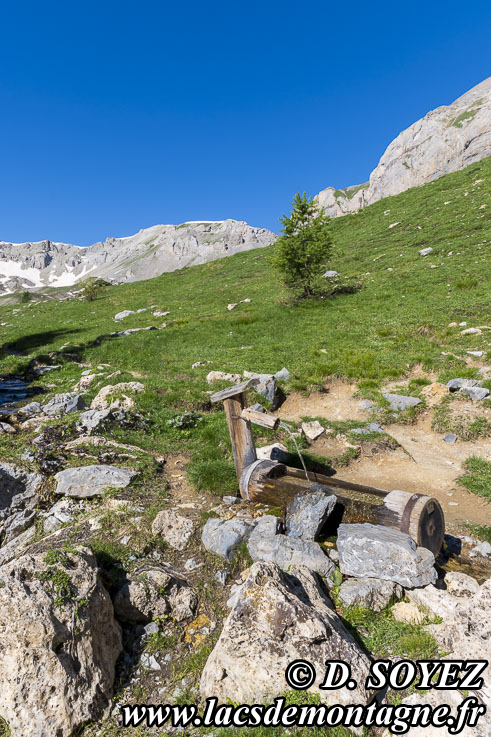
[
  {"left": 200, "top": 561, "right": 377, "bottom": 706},
  {"left": 0, "top": 220, "right": 276, "bottom": 295},
  {"left": 317, "top": 77, "right": 491, "bottom": 217},
  {"left": 0, "top": 546, "right": 121, "bottom": 737},
  {"left": 54, "top": 465, "right": 137, "bottom": 498}
]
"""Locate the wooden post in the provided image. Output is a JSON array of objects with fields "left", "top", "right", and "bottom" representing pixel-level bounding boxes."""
[{"left": 210, "top": 378, "right": 260, "bottom": 479}]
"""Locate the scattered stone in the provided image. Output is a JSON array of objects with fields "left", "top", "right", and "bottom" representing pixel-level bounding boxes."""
[
  {"left": 338, "top": 577, "right": 403, "bottom": 612},
  {"left": 215, "top": 570, "right": 228, "bottom": 585},
  {"left": 184, "top": 558, "right": 201, "bottom": 571},
  {"left": 359, "top": 399, "right": 374, "bottom": 410},
  {"left": 200, "top": 562, "right": 377, "bottom": 706},
  {"left": 223, "top": 496, "right": 241, "bottom": 506},
  {"left": 368, "top": 422, "right": 385, "bottom": 432},
  {"left": 111, "top": 326, "right": 157, "bottom": 336},
  {"left": 78, "top": 408, "right": 112, "bottom": 434},
  {"left": 443, "top": 433, "right": 457, "bottom": 443},
  {"left": 243, "top": 371, "right": 280, "bottom": 406},
  {"left": 0, "top": 526, "right": 36, "bottom": 566},
  {"left": 33, "top": 364, "right": 61, "bottom": 376},
  {"left": 391, "top": 601, "right": 426, "bottom": 624},
  {"left": 41, "top": 499, "right": 80, "bottom": 533},
  {"left": 248, "top": 515, "right": 335, "bottom": 577},
  {"left": 389, "top": 221, "right": 401, "bottom": 229},
  {"left": 461, "top": 327, "right": 482, "bottom": 335},
  {"left": 114, "top": 562, "right": 197, "bottom": 623},
  {"left": 460, "top": 386, "right": 489, "bottom": 401},
  {"left": 1, "top": 508, "right": 36, "bottom": 544},
  {"left": 301, "top": 420, "right": 325, "bottom": 441},
  {"left": 351, "top": 427, "right": 370, "bottom": 435},
  {"left": 54, "top": 465, "right": 137, "bottom": 499},
  {"left": 420, "top": 382, "right": 449, "bottom": 406},
  {"left": 445, "top": 571, "right": 480, "bottom": 597},
  {"left": 153, "top": 310, "right": 169, "bottom": 317},
  {"left": 446, "top": 378, "right": 480, "bottom": 391},
  {"left": 17, "top": 401, "right": 42, "bottom": 418},
  {"left": 0, "top": 421, "right": 15, "bottom": 433},
  {"left": 140, "top": 653, "right": 160, "bottom": 670},
  {"left": 337, "top": 523, "right": 437, "bottom": 588},
  {"left": 90, "top": 382, "right": 145, "bottom": 411},
  {"left": 42, "top": 392, "right": 87, "bottom": 416},
  {"left": 323, "top": 270, "right": 340, "bottom": 278},
  {"left": 419, "top": 247, "right": 433, "bottom": 256},
  {"left": 206, "top": 371, "right": 242, "bottom": 385},
  {"left": 467, "top": 350, "right": 484, "bottom": 357},
  {"left": 201, "top": 517, "right": 254, "bottom": 561},
  {"left": 383, "top": 393, "right": 421, "bottom": 412},
  {"left": 470, "top": 541, "right": 491, "bottom": 558},
  {"left": 285, "top": 491, "right": 336, "bottom": 541},
  {"left": 151, "top": 509, "right": 195, "bottom": 550},
  {"left": 114, "top": 310, "right": 136, "bottom": 320},
  {"left": 0, "top": 546, "right": 122, "bottom": 737},
  {"left": 256, "top": 442, "right": 287, "bottom": 460},
  {"left": 144, "top": 622, "right": 159, "bottom": 635},
  {"left": 191, "top": 361, "right": 211, "bottom": 368},
  {"left": 275, "top": 367, "right": 290, "bottom": 380}
]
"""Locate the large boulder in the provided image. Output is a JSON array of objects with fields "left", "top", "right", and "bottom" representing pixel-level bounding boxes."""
[
  {"left": 337, "top": 523, "right": 437, "bottom": 588},
  {"left": 113, "top": 562, "right": 197, "bottom": 623},
  {"left": 248, "top": 515, "right": 335, "bottom": 578},
  {"left": 42, "top": 392, "right": 86, "bottom": 416},
  {"left": 200, "top": 561, "right": 377, "bottom": 706},
  {"left": 54, "top": 465, "right": 137, "bottom": 498},
  {"left": 0, "top": 546, "right": 121, "bottom": 737}
]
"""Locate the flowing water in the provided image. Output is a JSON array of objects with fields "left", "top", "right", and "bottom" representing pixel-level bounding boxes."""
[
  {"left": 0, "top": 376, "right": 35, "bottom": 415},
  {"left": 278, "top": 420, "right": 310, "bottom": 481}
]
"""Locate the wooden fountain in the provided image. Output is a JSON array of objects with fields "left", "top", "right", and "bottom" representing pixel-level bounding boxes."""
[{"left": 211, "top": 377, "right": 445, "bottom": 555}]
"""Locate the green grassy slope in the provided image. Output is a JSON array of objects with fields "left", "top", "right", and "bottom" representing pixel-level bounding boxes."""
[{"left": 1, "top": 158, "right": 490, "bottom": 494}]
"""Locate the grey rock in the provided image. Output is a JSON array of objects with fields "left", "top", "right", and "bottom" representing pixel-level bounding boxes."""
[
  {"left": 250, "top": 373, "right": 278, "bottom": 406},
  {"left": 144, "top": 622, "right": 159, "bottom": 635},
  {"left": 0, "top": 526, "right": 36, "bottom": 566},
  {"left": 316, "top": 78, "right": 491, "bottom": 218},
  {"left": 337, "top": 523, "right": 437, "bottom": 588},
  {"left": 359, "top": 399, "right": 374, "bottom": 410},
  {"left": 113, "top": 562, "right": 197, "bottom": 623},
  {"left": 443, "top": 433, "right": 457, "bottom": 443},
  {"left": 200, "top": 562, "right": 377, "bottom": 706},
  {"left": 0, "top": 546, "right": 122, "bottom": 737},
  {"left": 54, "top": 465, "right": 137, "bottom": 498},
  {"left": 17, "top": 401, "right": 42, "bottom": 418},
  {"left": 114, "top": 310, "right": 135, "bottom": 320},
  {"left": 274, "top": 367, "right": 290, "bottom": 380},
  {"left": 248, "top": 515, "right": 334, "bottom": 577},
  {"left": 301, "top": 420, "right": 325, "bottom": 440},
  {"left": 352, "top": 427, "right": 370, "bottom": 435},
  {"left": 419, "top": 247, "right": 433, "bottom": 256},
  {"left": 383, "top": 393, "right": 421, "bottom": 411},
  {"left": 42, "top": 499, "right": 80, "bottom": 533},
  {"left": 460, "top": 386, "right": 489, "bottom": 401},
  {"left": 215, "top": 570, "right": 228, "bottom": 585},
  {"left": 0, "top": 462, "right": 43, "bottom": 521},
  {"left": 0, "top": 422, "right": 15, "bottom": 434},
  {"left": 368, "top": 422, "right": 385, "bottom": 432},
  {"left": 223, "top": 495, "right": 241, "bottom": 506},
  {"left": 42, "top": 392, "right": 86, "bottom": 416},
  {"left": 140, "top": 653, "right": 160, "bottom": 670},
  {"left": 323, "top": 270, "right": 340, "bottom": 278},
  {"left": 33, "top": 365, "right": 61, "bottom": 376},
  {"left": 111, "top": 326, "right": 157, "bottom": 336},
  {"left": 338, "top": 577, "right": 403, "bottom": 612},
  {"left": 0, "top": 220, "right": 276, "bottom": 296},
  {"left": 470, "top": 541, "right": 491, "bottom": 558},
  {"left": 1, "top": 508, "right": 36, "bottom": 545},
  {"left": 285, "top": 491, "right": 336, "bottom": 541},
  {"left": 78, "top": 408, "right": 111, "bottom": 434},
  {"left": 151, "top": 509, "right": 195, "bottom": 550},
  {"left": 446, "top": 378, "right": 481, "bottom": 391},
  {"left": 201, "top": 517, "right": 254, "bottom": 561}
]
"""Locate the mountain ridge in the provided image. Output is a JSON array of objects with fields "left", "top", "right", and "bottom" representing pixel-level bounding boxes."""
[{"left": 317, "top": 76, "right": 491, "bottom": 216}]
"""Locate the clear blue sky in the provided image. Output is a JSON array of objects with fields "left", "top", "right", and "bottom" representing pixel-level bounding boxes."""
[{"left": 1, "top": 0, "right": 490, "bottom": 245}]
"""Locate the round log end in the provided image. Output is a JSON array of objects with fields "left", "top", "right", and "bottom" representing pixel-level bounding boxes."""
[{"left": 239, "top": 459, "right": 287, "bottom": 501}]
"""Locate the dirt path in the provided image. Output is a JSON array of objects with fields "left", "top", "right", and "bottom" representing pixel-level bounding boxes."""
[{"left": 277, "top": 383, "right": 491, "bottom": 528}]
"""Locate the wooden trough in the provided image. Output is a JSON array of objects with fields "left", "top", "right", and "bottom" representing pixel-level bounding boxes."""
[{"left": 211, "top": 378, "right": 445, "bottom": 555}]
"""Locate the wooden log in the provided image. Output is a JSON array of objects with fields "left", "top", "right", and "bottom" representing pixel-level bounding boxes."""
[
  {"left": 285, "top": 466, "right": 388, "bottom": 499},
  {"left": 223, "top": 393, "right": 257, "bottom": 478},
  {"left": 210, "top": 377, "right": 260, "bottom": 403},
  {"left": 239, "top": 461, "right": 445, "bottom": 553},
  {"left": 377, "top": 489, "right": 445, "bottom": 556},
  {"left": 241, "top": 407, "right": 279, "bottom": 430}
]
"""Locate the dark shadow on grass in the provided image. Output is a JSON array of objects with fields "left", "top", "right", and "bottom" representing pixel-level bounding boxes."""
[{"left": 1, "top": 328, "right": 81, "bottom": 355}]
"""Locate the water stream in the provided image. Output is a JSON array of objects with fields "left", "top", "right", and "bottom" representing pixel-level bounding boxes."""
[
  {"left": 0, "top": 376, "right": 36, "bottom": 415},
  {"left": 278, "top": 420, "right": 310, "bottom": 481}
]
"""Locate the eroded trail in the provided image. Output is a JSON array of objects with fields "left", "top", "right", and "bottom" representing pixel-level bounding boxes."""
[{"left": 277, "top": 382, "right": 491, "bottom": 528}]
